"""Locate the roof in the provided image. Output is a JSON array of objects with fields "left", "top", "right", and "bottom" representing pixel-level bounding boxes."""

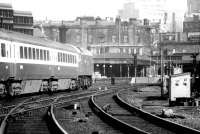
[
  {"left": 13, "top": 24, "right": 33, "bottom": 29},
  {"left": 68, "top": 45, "right": 92, "bottom": 56},
  {"left": 13, "top": 25, "right": 33, "bottom": 30},
  {"left": 14, "top": 10, "right": 32, "bottom": 17},
  {"left": 0, "top": 29, "right": 77, "bottom": 53},
  {"left": 0, "top": 3, "right": 12, "bottom": 10},
  {"left": 94, "top": 53, "right": 150, "bottom": 60}
]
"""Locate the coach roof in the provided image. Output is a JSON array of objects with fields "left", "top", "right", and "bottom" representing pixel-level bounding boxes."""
[{"left": 0, "top": 29, "right": 77, "bottom": 53}]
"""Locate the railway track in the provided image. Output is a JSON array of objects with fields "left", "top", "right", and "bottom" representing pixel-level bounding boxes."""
[
  {"left": 0, "top": 82, "right": 158, "bottom": 134},
  {"left": 0, "top": 89, "right": 99, "bottom": 134},
  {"left": 51, "top": 90, "right": 124, "bottom": 134},
  {"left": 91, "top": 91, "right": 177, "bottom": 134},
  {"left": 1, "top": 82, "right": 128, "bottom": 134},
  {"left": 0, "top": 89, "right": 99, "bottom": 117}
]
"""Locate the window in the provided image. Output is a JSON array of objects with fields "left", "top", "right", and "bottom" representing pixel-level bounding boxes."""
[
  {"left": 33, "top": 48, "right": 35, "bottom": 59},
  {"left": 123, "top": 35, "right": 128, "bottom": 43},
  {"left": 88, "top": 35, "right": 92, "bottom": 43},
  {"left": 44, "top": 50, "right": 47, "bottom": 61},
  {"left": 36, "top": 49, "right": 39, "bottom": 60},
  {"left": 47, "top": 51, "right": 49, "bottom": 61},
  {"left": 20, "top": 46, "right": 23, "bottom": 58},
  {"left": 76, "top": 35, "right": 81, "bottom": 43},
  {"left": 72, "top": 56, "right": 75, "bottom": 64},
  {"left": 58, "top": 53, "right": 61, "bottom": 62},
  {"left": 24, "top": 47, "right": 28, "bottom": 59},
  {"left": 63, "top": 53, "right": 66, "bottom": 62},
  {"left": 139, "top": 48, "right": 143, "bottom": 55},
  {"left": 60, "top": 53, "right": 63, "bottom": 62},
  {"left": 74, "top": 56, "right": 77, "bottom": 64},
  {"left": 28, "top": 47, "right": 32, "bottom": 59},
  {"left": 70, "top": 55, "right": 72, "bottom": 63},
  {"left": 1, "top": 43, "right": 6, "bottom": 57},
  {"left": 40, "top": 49, "right": 43, "bottom": 60},
  {"left": 112, "top": 35, "right": 116, "bottom": 43},
  {"left": 67, "top": 54, "right": 70, "bottom": 63},
  {"left": 65, "top": 54, "right": 68, "bottom": 63},
  {"left": 72, "top": 56, "right": 74, "bottom": 64}
]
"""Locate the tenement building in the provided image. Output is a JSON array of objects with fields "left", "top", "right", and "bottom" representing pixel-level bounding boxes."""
[{"left": 0, "top": 3, "right": 33, "bottom": 35}]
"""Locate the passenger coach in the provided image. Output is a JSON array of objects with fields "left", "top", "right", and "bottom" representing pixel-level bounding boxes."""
[{"left": 0, "top": 29, "right": 92, "bottom": 97}]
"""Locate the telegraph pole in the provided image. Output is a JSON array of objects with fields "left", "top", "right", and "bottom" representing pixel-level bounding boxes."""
[{"left": 132, "top": 53, "right": 137, "bottom": 83}]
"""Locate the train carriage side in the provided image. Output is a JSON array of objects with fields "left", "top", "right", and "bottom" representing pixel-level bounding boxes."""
[
  {"left": 53, "top": 48, "right": 79, "bottom": 91},
  {"left": 0, "top": 39, "right": 13, "bottom": 96},
  {"left": 0, "top": 30, "right": 79, "bottom": 96}
]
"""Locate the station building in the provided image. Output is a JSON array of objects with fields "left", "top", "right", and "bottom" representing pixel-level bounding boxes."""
[
  {"left": 0, "top": 3, "right": 33, "bottom": 35},
  {"left": 35, "top": 17, "right": 158, "bottom": 77},
  {"left": 38, "top": 17, "right": 157, "bottom": 77}
]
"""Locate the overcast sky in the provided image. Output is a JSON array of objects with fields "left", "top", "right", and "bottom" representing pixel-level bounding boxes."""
[{"left": 0, "top": 0, "right": 187, "bottom": 21}]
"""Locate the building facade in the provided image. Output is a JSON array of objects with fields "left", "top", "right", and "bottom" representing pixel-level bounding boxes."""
[
  {"left": 0, "top": 3, "right": 13, "bottom": 30},
  {"left": 13, "top": 10, "right": 33, "bottom": 35},
  {"left": 187, "top": 0, "right": 200, "bottom": 15},
  {"left": 0, "top": 3, "right": 33, "bottom": 35},
  {"left": 38, "top": 17, "right": 155, "bottom": 77}
]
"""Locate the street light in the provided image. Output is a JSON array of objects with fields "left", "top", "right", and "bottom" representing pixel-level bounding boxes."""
[
  {"left": 109, "top": 65, "right": 112, "bottom": 77},
  {"left": 103, "top": 64, "right": 106, "bottom": 76}
]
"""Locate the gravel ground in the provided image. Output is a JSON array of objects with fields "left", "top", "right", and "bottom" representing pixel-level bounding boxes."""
[
  {"left": 54, "top": 100, "right": 123, "bottom": 134},
  {"left": 119, "top": 86, "right": 200, "bottom": 130}
]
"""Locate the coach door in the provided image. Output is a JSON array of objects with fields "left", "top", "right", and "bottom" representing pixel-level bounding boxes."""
[{"left": 9, "top": 42, "right": 17, "bottom": 78}]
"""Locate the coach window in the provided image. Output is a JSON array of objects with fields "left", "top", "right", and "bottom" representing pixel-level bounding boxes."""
[
  {"left": 62, "top": 53, "right": 65, "bottom": 63},
  {"left": 58, "top": 53, "right": 60, "bottom": 62},
  {"left": 44, "top": 50, "right": 47, "bottom": 61},
  {"left": 60, "top": 53, "right": 62, "bottom": 62},
  {"left": 67, "top": 54, "right": 69, "bottom": 63},
  {"left": 24, "top": 47, "right": 28, "bottom": 59},
  {"left": 66, "top": 54, "right": 68, "bottom": 63},
  {"left": 47, "top": 51, "right": 49, "bottom": 61},
  {"left": 28, "top": 47, "right": 32, "bottom": 59},
  {"left": 36, "top": 49, "right": 39, "bottom": 60},
  {"left": 71, "top": 55, "right": 73, "bottom": 63},
  {"left": 74, "top": 56, "right": 76, "bottom": 64},
  {"left": 20, "top": 46, "right": 23, "bottom": 59},
  {"left": 1, "top": 43, "right": 6, "bottom": 57},
  {"left": 40, "top": 49, "right": 43, "bottom": 60},
  {"left": 72, "top": 56, "right": 74, "bottom": 64},
  {"left": 68, "top": 54, "right": 70, "bottom": 63},
  {"left": 70, "top": 55, "right": 72, "bottom": 63},
  {"left": 33, "top": 48, "right": 36, "bottom": 59}
]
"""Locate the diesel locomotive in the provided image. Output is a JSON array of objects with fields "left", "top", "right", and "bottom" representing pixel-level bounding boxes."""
[{"left": 0, "top": 29, "right": 93, "bottom": 97}]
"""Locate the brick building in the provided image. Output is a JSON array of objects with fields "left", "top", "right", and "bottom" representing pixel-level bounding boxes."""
[
  {"left": 151, "top": 32, "right": 200, "bottom": 76},
  {"left": 38, "top": 17, "right": 156, "bottom": 77},
  {"left": 0, "top": 3, "right": 33, "bottom": 35}
]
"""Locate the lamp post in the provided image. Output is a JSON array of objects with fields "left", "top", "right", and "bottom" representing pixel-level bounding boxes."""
[
  {"left": 103, "top": 64, "right": 106, "bottom": 77},
  {"left": 109, "top": 65, "right": 112, "bottom": 77}
]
